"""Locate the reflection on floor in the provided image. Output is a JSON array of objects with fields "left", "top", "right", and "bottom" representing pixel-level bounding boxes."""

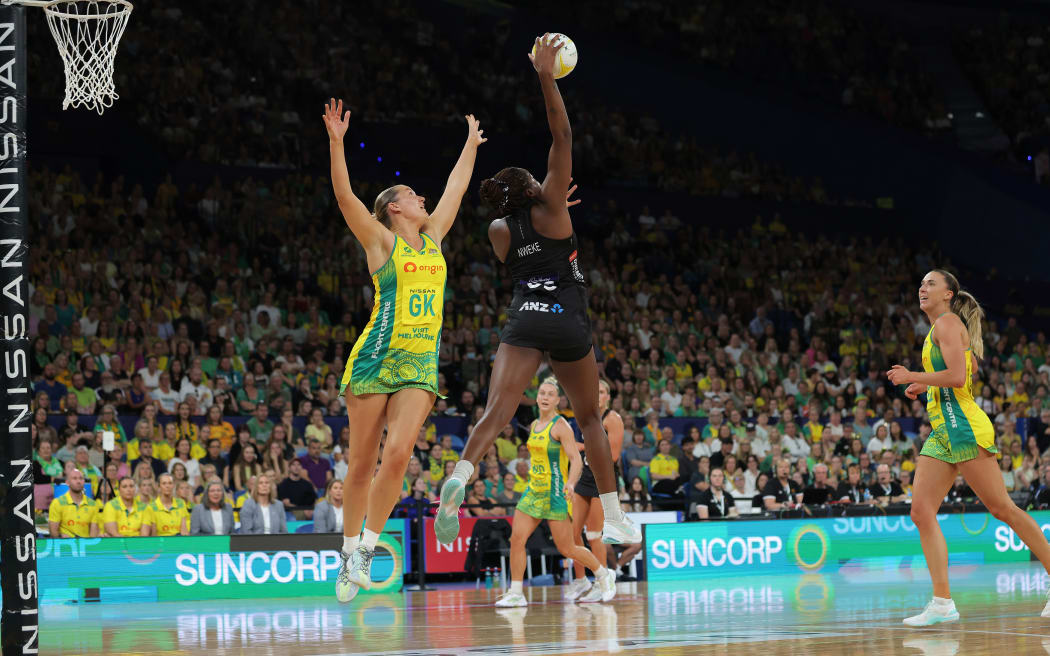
[{"left": 41, "top": 561, "right": 1050, "bottom": 655}]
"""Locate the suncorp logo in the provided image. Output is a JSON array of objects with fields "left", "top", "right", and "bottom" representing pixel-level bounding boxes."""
[
  {"left": 995, "top": 523, "right": 1050, "bottom": 552},
  {"left": 650, "top": 536, "right": 783, "bottom": 569},
  {"left": 174, "top": 547, "right": 402, "bottom": 589},
  {"left": 175, "top": 550, "right": 343, "bottom": 586}
]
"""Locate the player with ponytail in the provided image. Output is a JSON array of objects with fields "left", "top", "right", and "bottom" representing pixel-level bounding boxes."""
[
  {"left": 887, "top": 269, "right": 1050, "bottom": 625},
  {"left": 322, "top": 98, "right": 487, "bottom": 603},
  {"left": 492, "top": 377, "right": 616, "bottom": 607}
]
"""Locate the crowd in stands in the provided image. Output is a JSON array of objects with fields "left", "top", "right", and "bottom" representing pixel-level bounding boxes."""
[
  {"left": 558, "top": 0, "right": 950, "bottom": 136},
  {"left": 26, "top": 1, "right": 866, "bottom": 206},
  {"left": 955, "top": 21, "right": 1050, "bottom": 184},
  {"left": 28, "top": 148, "right": 1050, "bottom": 539}
]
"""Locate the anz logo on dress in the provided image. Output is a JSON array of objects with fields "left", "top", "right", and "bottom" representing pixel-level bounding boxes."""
[{"left": 519, "top": 301, "right": 563, "bottom": 314}]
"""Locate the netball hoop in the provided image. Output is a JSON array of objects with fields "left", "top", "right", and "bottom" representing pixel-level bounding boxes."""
[{"left": 4, "top": 0, "right": 132, "bottom": 113}]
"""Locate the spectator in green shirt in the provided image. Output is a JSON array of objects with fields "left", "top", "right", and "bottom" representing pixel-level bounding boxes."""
[
  {"left": 69, "top": 372, "right": 97, "bottom": 414},
  {"left": 244, "top": 404, "right": 274, "bottom": 445},
  {"left": 236, "top": 373, "right": 267, "bottom": 414},
  {"left": 92, "top": 404, "right": 127, "bottom": 443},
  {"left": 198, "top": 340, "right": 219, "bottom": 378}
]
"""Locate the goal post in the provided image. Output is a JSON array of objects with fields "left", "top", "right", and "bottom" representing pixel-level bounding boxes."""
[
  {"left": 0, "top": 0, "right": 129, "bottom": 652},
  {"left": 0, "top": 3, "right": 36, "bottom": 653}
]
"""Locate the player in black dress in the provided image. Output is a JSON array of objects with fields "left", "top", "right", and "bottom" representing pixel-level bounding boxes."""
[{"left": 434, "top": 34, "right": 641, "bottom": 547}]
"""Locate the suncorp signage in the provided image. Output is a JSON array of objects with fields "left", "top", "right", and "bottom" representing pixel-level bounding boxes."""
[
  {"left": 645, "top": 511, "right": 1050, "bottom": 579},
  {"left": 649, "top": 535, "right": 783, "bottom": 570},
  {"left": 36, "top": 521, "right": 406, "bottom": 604}
]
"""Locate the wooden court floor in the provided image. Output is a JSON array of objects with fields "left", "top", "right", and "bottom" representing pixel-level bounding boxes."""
[{"left": 41, "top": 561, "right": 1050, "bottom": 655}]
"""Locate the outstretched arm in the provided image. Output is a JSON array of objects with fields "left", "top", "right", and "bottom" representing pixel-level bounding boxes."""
[
  {"left": 428, "top": 115, "right": 487, "bottom": 242},
  {"left": 323, "top": 98, "right": 384, "bottom": 250},
  {"left": 530, "top": 35, "right": 573, "bottom": 217}
]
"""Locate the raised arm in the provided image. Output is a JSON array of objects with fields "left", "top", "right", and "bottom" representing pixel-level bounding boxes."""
[
  {"left": 427, "top": 115, "right": 487, "bottom": 243},
  {"left": 323, "top": 99, "right": 385, "bottom": 251},
  {"left": 530, "top": 35, "right": 573, "bottom": 228}
]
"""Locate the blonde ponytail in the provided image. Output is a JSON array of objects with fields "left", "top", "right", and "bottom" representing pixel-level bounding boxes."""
[
  {"left": 541, "top": 375, "right": 560, "bottom": 391},
  {"left": 934, "top": 269, "right": 985, "bottom": 360},
  {"left": 952, "top": 291, "right": 985, "bottom": 360},
  {"left": 373, "top": 185, "right": 401, "bottom": 227}
]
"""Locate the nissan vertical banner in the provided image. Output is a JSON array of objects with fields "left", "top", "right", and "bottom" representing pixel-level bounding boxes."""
[{"left": 0, "top": 5, "right": 35, "bottom": 655}]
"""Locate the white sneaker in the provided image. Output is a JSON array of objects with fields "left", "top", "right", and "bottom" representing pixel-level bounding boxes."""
[
  {"left": 346, "top": 546, "right": 374, "bottom": 590},
  {"left": 435, "top": 477, "right": 466, "bottom": 545},
  {"left": 335, "top": 550, "right": 360, "bottom": 603},
  {"left": 565, "top": 577, "right": 591, "bottom": 601},
  {"left": 596, "top": 567, "right": 617, "bottom": 602},
  {"left": 903, "top": 599, "right": 959, "bottom": 626},
  {"left": 494, "top": 590, "right": 528, "bottom": 607},
  {"left": 602, "top": 512, "right": 642, "bottom": 545},
  {"left": 1042, "top": 587, "right": 1050, "bottom": 618},
  {"left": 578, "top": 580, "right": 605, "bottom": 603}
]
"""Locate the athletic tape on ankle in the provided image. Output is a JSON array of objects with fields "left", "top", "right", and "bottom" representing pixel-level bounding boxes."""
[{"left": 585, "top": 530, "right": 602, "bottom": 540}]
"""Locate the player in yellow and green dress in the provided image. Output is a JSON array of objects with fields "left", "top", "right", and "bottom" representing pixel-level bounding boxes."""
[
  {"left": 888, "top": 269, "right": 1050, "bottom": 626},
  {"left": 322, "top": 98, "right": 487, "bottom": 603},
  {"left": 494, "top": 377, "right": 616, "bottom": 608}
]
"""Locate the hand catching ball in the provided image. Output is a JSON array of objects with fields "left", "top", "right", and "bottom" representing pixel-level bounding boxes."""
[{"left": 531, "top": 33, "right": 577, "bottom": 79}]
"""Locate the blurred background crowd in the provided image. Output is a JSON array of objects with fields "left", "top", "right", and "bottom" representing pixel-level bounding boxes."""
[{"left": 26, "top": 0, "right": 1050, "bottom": 539}]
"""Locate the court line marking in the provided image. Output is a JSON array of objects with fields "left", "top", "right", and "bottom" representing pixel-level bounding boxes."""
[
  {"left": 312, "top": 630, "right": 861, "bottom": 656},
  {"left": 879, "top": 626, "right": 1050, "bottom": 638}
]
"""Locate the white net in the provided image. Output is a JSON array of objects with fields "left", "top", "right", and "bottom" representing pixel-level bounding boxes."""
[{"left": 43, "top": 0, "right": 132, "bottom": 114}]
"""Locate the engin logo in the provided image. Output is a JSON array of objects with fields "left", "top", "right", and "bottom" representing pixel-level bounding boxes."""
[{"left": 403, "top": 262, "right": 444, "bottom": 275}]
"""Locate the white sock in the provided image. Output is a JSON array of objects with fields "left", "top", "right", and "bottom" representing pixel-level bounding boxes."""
[
  {"left": 362, "top": 528, "right": 380, "bottom": 550},
  {"left": 342, "top": 535, "right": 359, "bottom": 553},
  {"left": 575, "top": 575, "right": 588, "bottom": 583},
  {"left": 510, "top": 580, "right": 523, "bottom": 595},
  {"left": 596, "top": 566, "right": 609, "bottom": 578},
  {"left": 599, "top": 492, "right": 621, "bottom": 521},
  {"left": 451, "top": 460, "right": 474, "bottom": 484},
  {"left": 933, "top": 596, "right": 953, "bottom": 607}
]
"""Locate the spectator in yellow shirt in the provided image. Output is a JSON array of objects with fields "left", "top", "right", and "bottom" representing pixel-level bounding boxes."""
[
  {"left": 127, "top": 419, "right": 174, "bottom": 462},
  {"left": 103, "top": 477, "right": 147, "bottom": 537},
  {"left": 439, "top": 435, "right": 460, "bottom": 467},
  {"left": 494, "top": 425, "right": 519, "bottom": 465},
  {"left": 512, "top": 459, "right": 530, "bottom": 493},
  {"left": 650, "top": 439, "right": 681, "bottom": 495},
  {"left": 141, "top": 473, "right": 189, "bottom": 536},
  {"left": 1009, "top": 383, "right": 1030, "bottom": 409},
  {"left": 48, "top": 468, "right": 100, "bottom": 538},
  {"left": 428, "top": 443, "right": 447, "bottom": 480}
]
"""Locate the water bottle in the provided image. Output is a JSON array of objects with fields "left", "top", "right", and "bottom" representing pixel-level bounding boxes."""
[{"left": 485, "top": 569, "right": 494, "bottom": 589}]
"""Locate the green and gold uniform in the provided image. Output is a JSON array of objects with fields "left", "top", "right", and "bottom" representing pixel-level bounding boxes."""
[
  {"left": 920, "top": 322, "right": 998, "bottom": 463},
  {"left": 341, "top": 234, "right": 445, "bottom": 396},
  {"left": 516, "top": 415, "right": 572, "bottom": 521}
]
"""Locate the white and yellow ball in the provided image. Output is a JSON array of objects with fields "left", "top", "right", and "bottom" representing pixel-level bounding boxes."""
[{"left": 532, "top": 33, "right": 577, "bottom": 79}]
